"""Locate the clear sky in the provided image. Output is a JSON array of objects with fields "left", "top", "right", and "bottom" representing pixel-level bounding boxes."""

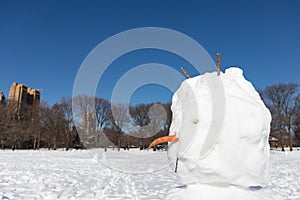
[{"left": 0, "top": 0, "right": 299, "bottom": 105}]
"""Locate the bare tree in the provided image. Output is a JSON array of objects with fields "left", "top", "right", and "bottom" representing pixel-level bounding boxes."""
[
  {"left": 130, "top": 103, "right": 150, "bottom": 148},
  {"left": 94, "top": 97, "right": 113, "bottom": 147},
  {"left": 260, "top": 83, "right": 298, "bottom": 151},
  {"left": 30, "top": 100, "right": 42, "bottom": 150},
  {"left": 111, "top": 103, "right": 132, "bottom": 149},
  {"left": 292, "top": 94, "right": 300, "bottom": 146},
  {"left": 129, "top": 103, "right": 169, "bottom": 149},
  {"left": 95, "top": 98, "right": 112, "bottom": 130},
  {"left": 60, "top": 97, "right": 73, "bottom": 150},
  {"left": 0, "top": 104, "right": 9, "bottom": 148},
  {"left": 40, "top": 103, "right": 68, "bottom": 149}
]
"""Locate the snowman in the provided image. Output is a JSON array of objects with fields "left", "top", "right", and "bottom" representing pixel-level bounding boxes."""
[{"left": 149, "top": 67, "right": 279, "bottom": 200}]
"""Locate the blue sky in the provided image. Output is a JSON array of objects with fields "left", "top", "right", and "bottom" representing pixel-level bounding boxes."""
[{"left": 0, "top": 0, "right": 299, "bottom": 105}]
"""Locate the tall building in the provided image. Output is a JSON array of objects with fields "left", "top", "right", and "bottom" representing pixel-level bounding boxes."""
[
  {"left": 8, "top": 82, "right": 40, "bottom": 119},
  {"left": 81, "top": 106, "right": 97, "bottom": 147},
  {"left": 81, "top": 106, "right": 96, "bottom": 134},
  {"left": 0, "top": 91, "right": 5, "bottom": 105}
]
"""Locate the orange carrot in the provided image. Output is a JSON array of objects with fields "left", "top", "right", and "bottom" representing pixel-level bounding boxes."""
[{"left": 148, "top": 135, "right": 179, "bottom": 149}]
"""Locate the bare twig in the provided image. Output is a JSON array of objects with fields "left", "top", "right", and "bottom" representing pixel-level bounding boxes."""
[
  {"left": 217, "top": 53, "right": 221, "bottom": 76},
  {"left": 181, "top": 67, "right": 191, "bottom": 79}
]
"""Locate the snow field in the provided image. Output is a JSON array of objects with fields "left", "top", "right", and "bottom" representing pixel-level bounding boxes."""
[
  {"left": 269, "top": 150, "right": 300, "bottom": 199},
  {"left": 0, "top": 149, "right": 299, "bottom": 199},
  {"left": 0, "top": 149, "right": 177, "bottom": 200}
]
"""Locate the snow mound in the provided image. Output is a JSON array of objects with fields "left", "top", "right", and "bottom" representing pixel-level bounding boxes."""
[{"left": 167, "top": 67, "right": 271, "bottom": 188}]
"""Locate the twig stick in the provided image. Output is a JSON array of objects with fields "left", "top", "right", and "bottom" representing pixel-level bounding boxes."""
[
  {"left": 217, "top": 53, "right": 221, "bottom": 76},
  {"left": 175, "top": 158, "right": 179, "bottom": 173},
  {"left": 181, "top": 67, "right": 191, "bottom": 79}
]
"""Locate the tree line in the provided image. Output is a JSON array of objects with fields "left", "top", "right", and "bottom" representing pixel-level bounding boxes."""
[
  {"left": 1, "top": 82, "right": 300, "bottom": 151},
  {"left": 0, "top": 96, "right": 171, "bottom": 150},
  {"left": 260, "top": 83, "right": 300, "bottom": 151}
]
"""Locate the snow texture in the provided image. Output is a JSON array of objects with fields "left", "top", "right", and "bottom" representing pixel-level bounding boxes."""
[{"left": 0, "top": 149, "right": 299, "bottom": 199}]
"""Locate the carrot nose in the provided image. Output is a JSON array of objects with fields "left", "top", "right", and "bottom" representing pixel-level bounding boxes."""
[{"left": 148, "top": 135, "right": 179, "bottom": 149}]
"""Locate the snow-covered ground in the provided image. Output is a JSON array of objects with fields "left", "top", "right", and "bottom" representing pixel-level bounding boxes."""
[{"left": 0, "top": 149, "right": 299, "bottom": 200}]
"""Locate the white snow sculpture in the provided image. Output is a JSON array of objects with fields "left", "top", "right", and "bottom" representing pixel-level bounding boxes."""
[{"left": 166, "top": 67, "right": 272, "bottom": 199}]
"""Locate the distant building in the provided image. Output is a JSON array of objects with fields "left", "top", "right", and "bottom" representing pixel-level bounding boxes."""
[
  {"left": 0, "top": 91, "right": 5, "bottom": 105},
  {"left": 81, "top": 106, "right": 96, "bottom": 133},
  {"left": 81, "top": 106, "right": 97, "bottom": 147},
  {"left": 8, "top": 82, "right": 40, "bottom": 119}
]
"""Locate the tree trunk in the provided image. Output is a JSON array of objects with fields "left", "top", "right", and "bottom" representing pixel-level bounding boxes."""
[
  {"left": 33, "top": 135, "right": 37, "bottom": 150},
  {"left": 140, "top": 138, "right": 143, "bottom": 150},
  {"left": 53, "top": 138, "right": 57, "bottom": 150},
  {"left": 66, "top": 130, "right": 70, "bottom": 151},
  {"left": 289, "top": 135, "right": 293, "bottom": 151},
  {"left": 288, "top": 119, "right": 293, "bottom": 151},
  {"left": 117, "top": 134, "right": 121, "bottom": 151},
  {"left": 37, "top": 132, "right": 41, "bottom": 149},
  {"left": 280, "top": 130, "right": 285, "bottom": 151}
]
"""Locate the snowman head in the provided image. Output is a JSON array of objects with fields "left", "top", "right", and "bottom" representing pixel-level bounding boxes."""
[{"left": 166, "top": 68, "right": 271, "bottom": 187}]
